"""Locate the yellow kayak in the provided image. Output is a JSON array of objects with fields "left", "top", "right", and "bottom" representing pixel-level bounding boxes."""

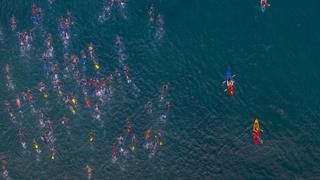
[{"left": 253, "top": 119, "right": 260, "bottom": 132}]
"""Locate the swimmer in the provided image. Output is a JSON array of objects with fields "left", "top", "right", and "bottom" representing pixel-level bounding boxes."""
[
  {"left": 6, "top": 64, "right": 10, "bottom": 81},
  {"left": 69, "top": 105, "right": 76, "bottom": 115},
  {"left": 38, "top": 111, "right": 46, "bottom": 128},
  {"left": 131, "top": 134, "right": 137, "bottom": 151},
  {"left": 101, "top": 77, "right": 107, "bottom": 89},
  {"left": 146, "top": 128, "right": 152, "bottom": 140},
  {"left": 107, "top": 0, "right": 115, "bottom": 14},
  {"left": 29, "top": 30, "right": 34, "bottom": 41},
  {"left": 16, "top": 97, "right": 23, "bottom": 113},
  {"left": 112, "top": 144, "right": 117, "bottom": 162},
  {"left": 11, "top": 16, "right": 16, "bottom": 31},
  {"left": 66, "top": 95, "right": 74, "bottom": 105},
  {"left": 36, "top": 8, "right": 42, "bottom": 19},
  {"left": 145, "top": 101, "right": 153, "bottom": 113},
  {"left": 47, "top": 34, "right": 52, "bottom": 48},
  {"left": 24, "top": 32, "right": 30, "bottom": 47},
  {"left": 5, "top": 64, "right": 15, "bottom": 90},
  {"left": 66, "top": 10, "right": 73, "bottom": 25},
  {"left": 39, "top": 82, "right": 49, "bottom": 98},
  {"left": 61, "top": 116, "right": 68, "bottom": 126},
  {"left": 93, "top": 59, "right": 100, "bottom": 71},
  {"left": 47, "top": 118, "right": 53, "bottom": 131},
  {"left": 156, "top": 13, "right": 164, "bottom": 38},
  {"left": 59, "top": 17, "right": 66, "bottom": 33},
  {"left": 115, "top": 35, "right": 121, "bottom": 46},
  {"left": 88, "top": 42, "right": 94, "bottom": 59},
  {"left": 117, "top": 136, "right": 126, "bottom": 154},
  {"left": 94, "top": 104, "right": 101, "bottom": 120},
  {"left": 27, "top": 90, "right": 34, "bottom": 103},
  {"left": 86, "top": 165, "right": 93, "bottom": 180},
  {"left": 18, "top": 129, "right": 27, "bottom": 149},
  {"left": 33, "top": 138, "right": 41, "bottom": 153},
  {"left": 119, "top": 0, "right": 125, "bottom": 8},
  {"left": 157, "top": 131, "right": 164, "bottom": 146},
  {"left": 32, "top": 3, "right": 37, "bottom": 15},
  {"left": 2, "top": 160, "right": 9, "bottom": 179},
  {"left": 41, "top": 132, "right": 49, "bottom": 143},
  {"left": 5, "top": 101, "right": 16, "bottom": 122},
  {"left": 123, "top": 67, "right": 131, "bottom": 83},
  {"left": 71, "top": 95, "right": 77, "bottom": 105},
  {"left": 50, "top": 147, "right": 56, "bottom": 160},
  {"left": 107, "top": 75, "right": 113, "bottom": 86},
  {"left": 80, "top": 50, "right": 87, "bottom": 65},
  {"left": 84, "top": 97, "right": 91, "bottom": 108},
  {"left": 117, "top": 136, "right": 124, "bottom": 147},
  {"left": 160, "top": 83, "right": 169, "bottom": 100},
  {"left": 71, "top": 55, "right": 78, "bottom": 65},
  {"left": 115, "top": 68, "right": 121, "bottom": 81},
  {"left": 151, "top": 134, "right": 159, "bottom": 155},
  {"left": 17, "top": 32, "right": 23, "bottom": 46},
  {"left": 157, "top": 13, "right": 163, "bottom": 28},
  {"left": 82, "top": 87, "right": 88, "bottom": 96},
  {"left": 165, "top": 101, "right": 170, "bottom": 112},
  {"left": 127, "top": 121, "right": 132, "bottom": 133},
  {"left": 22, "top": 91, "right": 29, "bottom": 104},
  {"left": 6, "top": 64, "right": 10, "bottom": 76},
  {"left": 57, "top": 84, "right": 63, "bottom": 96},
  {"left": 149, "top": 4, "right": 154, "bottom": 22},
  {"left": 89, "top": 130, "right": 94, "bottom": 145},
  {"left": 63, "top": 53, "right": 70, "bottom": 65}
]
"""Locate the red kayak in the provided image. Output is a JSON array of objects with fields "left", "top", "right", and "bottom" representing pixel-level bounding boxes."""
[
  {"left": 253, "top": 130, "right": 261, "bottom": 144},
  {"left": 253, "top": 119, "right": 262, "bottom": 144}
]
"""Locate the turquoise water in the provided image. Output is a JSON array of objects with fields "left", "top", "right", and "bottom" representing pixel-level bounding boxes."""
[{"left": 1, "top": 0, "right": 320, "bottom": 179}]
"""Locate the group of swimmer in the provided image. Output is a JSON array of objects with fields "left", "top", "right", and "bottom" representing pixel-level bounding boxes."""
[
  {"left": 2, "top": 1, "right": 171, "bottom": 179},
  {"left": 31, "top": 3, "right": 43, "bottom": 27},
  {"left": 99, "top": 0, "right": 126, "bottom": 22},
  {"left": 59, "top": 11, "right": 73, "bottom": 47},
  {"left": 149, "top": 3, "right": 164, "bottom": 38}
]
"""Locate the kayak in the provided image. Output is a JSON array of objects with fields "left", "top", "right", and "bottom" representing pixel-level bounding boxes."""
[
  {"left": 226, "top": 71, "right": 235, "bottom": 96},
  {"left": 253, "top": 119, "right": 261, "bottom": 144},
  {"left": 253, "top": 119, "right": 260, "bottom": 131},
  {"left": 261, "top": 0, "right": 267, "bottom": 13}
]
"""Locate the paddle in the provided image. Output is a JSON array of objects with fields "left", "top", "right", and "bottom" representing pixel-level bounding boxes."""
[{"left": 222, "top": 75, "right": 236, "bottom": 85}]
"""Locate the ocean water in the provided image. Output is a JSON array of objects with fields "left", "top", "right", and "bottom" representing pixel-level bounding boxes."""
[{"left": 0, "top": 0, "right": 320, "bottom": 179}]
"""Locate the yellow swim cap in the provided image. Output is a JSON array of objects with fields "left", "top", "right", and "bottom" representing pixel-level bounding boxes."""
[
  {"left": 44, "top": 93, "right": 48, "bottom": 98},
  {"left": 95, "top": 64, "right": 100, "bottom": 69},
  {"left": 72, "top": 98, "right": 76, "bottom": 104},
  {"left": 35, "top": 144, "right": 39, "bottom": 149},
  {"left": 71, "top": 109, "right": 75, "bottom": 113},
  {"left": 160, "top": 141, "right": 164, "bottom": 146},
  {"left": 90, "top": 137, "right": 93, "bottom": 142},
  {"left": 51, "top": 154, "right": 55, "bottom": 160}
]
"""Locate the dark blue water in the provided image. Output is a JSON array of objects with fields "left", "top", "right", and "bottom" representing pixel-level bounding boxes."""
[{"left": 1, "top": 0, "right": 320, "bottom": 179}]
